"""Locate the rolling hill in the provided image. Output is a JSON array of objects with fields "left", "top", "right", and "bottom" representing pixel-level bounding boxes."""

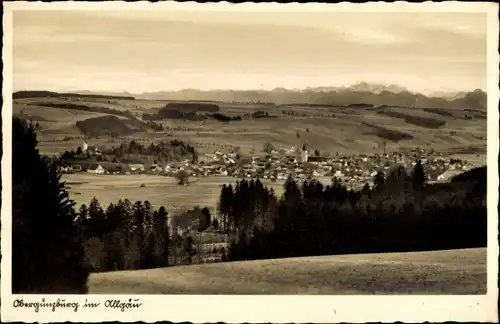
[
  {"left": 12, "top": 86, "right": 487, "bottom": 157},
  {"left": 75, "top": 115, "right": 145, "bottom": 137},
  {"left": 88, "top": 248, "right": 487, "bottom": 294}
]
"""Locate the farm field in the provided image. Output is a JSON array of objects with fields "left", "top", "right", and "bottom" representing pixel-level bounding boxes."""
[
  {"left": 13, "top": 96, "right": 487, "bottom": 157},
  {"left": 88, "top": 247, "right": 487, "bottom": 294},
  {"left": 63, "top": 173, "right": 334, "bottom": 213}
]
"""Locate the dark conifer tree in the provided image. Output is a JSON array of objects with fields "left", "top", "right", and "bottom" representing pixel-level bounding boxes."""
[
  {"left": 283, "top": 175, "right": 301, "bottom": 203},
  {"left": 77, "top": 204, "right": 88, "bottom": 229},
  {"left": 374, "top": 170, "right": 385, "bottom": 192},
  {"left": 116, "top": 199, "right": 133, "bottom": 247},
  {"left": 184, "top": 236, "right": 195, "bottom": 264},
  {"left": 133, "top": 201, "right": 147, "bottom": 268},
  {"left": 156, "top": 206, "right": 170, "bottom": 266},
  {"left": 143, "top": 200, "right": 153, "bottom": 231},
  {"left": 218, "top": 184, "right": 234, "bottom": 233},
  {"left": 361, "top": 183, "right": 371, "bottom": 197},
  {"left": 12, "top": 117, "right": 89, "bottom": 293},
  {"left": 411, "top": 159, "right": 426, "bottom": 192},
  {"left": 86, "top": 197, "right": 105, "bottom": 237},
  {"left": 200, "top": 207, "right": 211, "bottom": 231}
]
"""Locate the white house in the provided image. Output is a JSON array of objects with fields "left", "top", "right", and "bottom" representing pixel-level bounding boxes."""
[
  {"left": 87, "top": 164, "right": 105, "bottom": 174},
  {"left": 128, "top": 164, "right": 145, "bottom": 172},
  {"left": 150, "top": 164, "right": 163, "bottom": 173},
  {"left": 60, "top": 165, "right": 73, "bottom": 173}
]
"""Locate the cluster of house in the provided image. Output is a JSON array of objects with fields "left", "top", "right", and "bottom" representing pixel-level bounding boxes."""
[
  {"left": 61, "top": 142, "right": 475, "bottom": 187},
  {"left": 61, "top": 162, "right": 150, "bottom": 175}
]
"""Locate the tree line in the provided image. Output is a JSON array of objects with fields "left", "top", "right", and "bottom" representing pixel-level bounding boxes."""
[
  {"left": 27, "top": 102, "right": 136, "bottom": 119},
  {"left": 376, "top": 109, "right": 446, "bottom": 129},
  {"left": 58, "top": 139, "right": 199, "bottom": 164},
  {"left": 13, "top": 90, "right": 135, "bottom": 100},
  {"left": 362, "top": 122, "right": 414, "bottom": 142},
  {"left": 105, "top": 139, "right": 198, "bottom": 162},
  {"left": 217, "top": 162, "right": 486, "bottom": 262},
  {"left": 78, "top": 198, "right": 170, "bottom": 272}
]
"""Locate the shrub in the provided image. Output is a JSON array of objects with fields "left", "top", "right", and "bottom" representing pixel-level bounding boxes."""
[{"left": 175, "top": 170, "right": 190, "bottom": 185}]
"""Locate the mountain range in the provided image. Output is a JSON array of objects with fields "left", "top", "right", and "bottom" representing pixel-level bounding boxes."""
[{"left": 19, "top": 83, "right": 487, "bottom": 111}]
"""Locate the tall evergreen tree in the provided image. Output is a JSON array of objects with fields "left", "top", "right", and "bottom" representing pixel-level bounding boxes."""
[
  {"left": 374, "top": 170, "right": 385, "bottom": 192},
  {"left": 283, "top": 175, "right": 301, "bottom": 203},
  {"left": 86, "top": 197, "right": 105, "bottom": 237},
  {"left": 12, "top": 117, "right": 89, "bottom": 293},
  {"left": 361, "top": 183, "right": 371, "bottom": 197},
  {"left": 218, "top": 184, "right": 230, "bottom": 232},
  {"left": 200, "top": 207, "right": 211, "bottom": 231},
  {"left": 412, "top": 159, "right": 426, "bottom": 191},
  {"left": 156, "top": 206, "right": 170, "bottom": 266},
  {"left": 143, "top": 200, "right": 153, "bottom": 231},
  {"left": 76, "top": 204, "right": 88, "bottom": 230}
]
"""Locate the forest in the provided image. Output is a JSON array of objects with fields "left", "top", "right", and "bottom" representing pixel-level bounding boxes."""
[{"left": 218, "top": 166, "right": 486, "bottom": 261}]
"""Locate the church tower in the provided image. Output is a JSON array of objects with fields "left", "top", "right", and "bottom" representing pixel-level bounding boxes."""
[{"left": 301, "top": 149, "right": 308, "bottom": 163}]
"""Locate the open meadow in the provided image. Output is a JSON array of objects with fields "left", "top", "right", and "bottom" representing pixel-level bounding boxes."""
[
  {"left": 88, "top": 247, "right": 487, "bottom": 294},
  {"left": 63, "top": 173, "right": 334, "bottom": 213}
]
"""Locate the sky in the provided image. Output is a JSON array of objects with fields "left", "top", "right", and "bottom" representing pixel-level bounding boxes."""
[{"left": 12, "top": 9, "right": 488, "bottom": 94}]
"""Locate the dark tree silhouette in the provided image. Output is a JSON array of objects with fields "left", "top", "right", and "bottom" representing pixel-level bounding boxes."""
[
  {"left": 156, "top": 206, "right": 170, "bottom": 267},
  {"left": 262, "top": 142, "right": 274, "bottom": 154},
  {"left": 175, "top": 170, "right": 189, "bottom": 185},
  {"left": 374, "top": 170, "right": 385, "bottom": 192},
  {"left": 12, "top": 117, "right": 89, "bottom": 293},
  {"left": 184, "top": 236, "right": 195, "bottom": 264},
  {"left": 220, "top": 164, "right": 486, "bottom": 263},
  {"left": 412, "top": 159, "right": 426, "bottom": 191},
  {"left": 361, "top": 183, "right": 371, "bottom": 196}
]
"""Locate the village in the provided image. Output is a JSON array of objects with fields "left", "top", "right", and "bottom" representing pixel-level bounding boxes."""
[{"left": 60, "top": 139, "right": 476, "bottom": 188}]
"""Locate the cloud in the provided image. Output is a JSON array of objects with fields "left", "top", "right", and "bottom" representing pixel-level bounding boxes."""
[{"left": 12, "top": 10, "right": 487, "bottom": 93}]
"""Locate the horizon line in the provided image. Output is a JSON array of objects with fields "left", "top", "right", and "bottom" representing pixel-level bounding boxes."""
[{"left": 12, "top": 85, "right": 487, "bottom": 97}]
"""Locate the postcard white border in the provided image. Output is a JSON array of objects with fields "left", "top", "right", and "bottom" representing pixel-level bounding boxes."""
[{"left": 2, "top": 1, "right": 499, "bottom": 323}]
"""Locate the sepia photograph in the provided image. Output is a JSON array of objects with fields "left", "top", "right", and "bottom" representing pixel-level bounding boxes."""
[{"left": 1, "top": 1, "right": 498, "bottom": 323}]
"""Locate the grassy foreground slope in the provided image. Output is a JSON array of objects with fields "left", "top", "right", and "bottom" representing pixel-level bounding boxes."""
[{"left": 88, "top": 248, "right": 486, "bottom": 294}]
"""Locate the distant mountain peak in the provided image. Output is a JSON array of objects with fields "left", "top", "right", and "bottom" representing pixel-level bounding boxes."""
[{"left": 348, "top": 82, "right": 409, "bottom": 94}]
